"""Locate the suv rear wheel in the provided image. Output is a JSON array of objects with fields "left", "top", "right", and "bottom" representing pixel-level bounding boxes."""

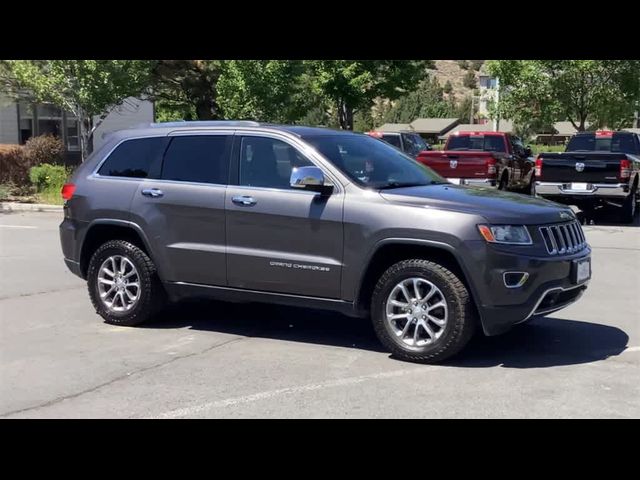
[
  {"left": 371, "top": 259, "right": 476, "bottom": 363},
  {"left": 87, "top": 240, "right": 165, "bottom": 326}
]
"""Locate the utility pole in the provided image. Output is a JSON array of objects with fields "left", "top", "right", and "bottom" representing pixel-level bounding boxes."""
[
  {"left": 493, "top": 77, "right": 500, "bottom": 132},
  {"left": 470, "top": 96, "right": 474, "bottom": 124}
]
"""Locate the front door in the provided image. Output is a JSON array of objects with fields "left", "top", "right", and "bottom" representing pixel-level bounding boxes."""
[
  {"left": 129, "top": 133, "right": 233, "bottom": 286},
  {"left": 225, "top": 134, "right": 344, "bottom": 299}
]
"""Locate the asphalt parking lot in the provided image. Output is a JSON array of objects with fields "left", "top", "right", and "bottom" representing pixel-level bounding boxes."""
[{"left": 0, "top": 210, "right": 638, "bottom": 418}]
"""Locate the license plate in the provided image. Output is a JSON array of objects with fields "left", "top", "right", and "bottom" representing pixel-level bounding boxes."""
[
  {"left": 575, "top": 258, "right": 591, "bottom": 284},
  {"left": 571, "top": 182, "right": 589, "bottom": 191},
  {"left": 448, "top": 178, "right": 461, "bottom": 185}
]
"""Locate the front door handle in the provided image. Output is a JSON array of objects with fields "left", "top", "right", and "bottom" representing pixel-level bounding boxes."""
[
  {"left": 141, "top": 188, "right": 164, "bottom": 198},
  {"left": 232, "top": 195, "right": 257, "bottom": 206}
]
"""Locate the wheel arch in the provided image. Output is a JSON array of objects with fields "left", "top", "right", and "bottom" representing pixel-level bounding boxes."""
[
  {"left": 80, "top": 220, "right": 157, "bottom": 279},
  {"left": 354, "top": 239, "right": 483, "bottom": 322}
]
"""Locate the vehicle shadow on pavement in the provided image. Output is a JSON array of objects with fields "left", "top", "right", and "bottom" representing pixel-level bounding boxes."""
[
  {"left": 145, "top": 300, "right": 387, "bottom": 353},
  {"left": 143, "top": 300, "right": 629, "bottom": 368},
  {"left": 448, "top": 317, "right": 629, "bottom": 368}
]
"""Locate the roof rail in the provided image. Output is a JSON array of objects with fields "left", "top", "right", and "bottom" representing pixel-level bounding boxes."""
[{"left": 145, "top": 120, "right": 263, "bottom": 128}]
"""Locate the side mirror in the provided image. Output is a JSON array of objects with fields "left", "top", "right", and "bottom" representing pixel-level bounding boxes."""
[
  {"left": 524, "top": 146, "right": 533, "bottom": 157},
  {"left": 290, "top": 166, "right": 333, "bottom": 194}
]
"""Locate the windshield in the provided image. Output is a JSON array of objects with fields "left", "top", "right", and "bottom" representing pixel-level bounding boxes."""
[
  {"left": 447, "top": 135, "right": 506, "bottom": 152},
  {"left": 303, "top": 134, "right": 446, "bottom": 189},
  {"left": 566, "top": 133, "right": 639, "bottom": 155}
]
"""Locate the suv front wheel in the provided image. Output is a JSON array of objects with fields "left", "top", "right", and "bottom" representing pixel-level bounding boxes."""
[
  {"left": 371, "top": 259, "right": 476, "bottom": 363},
  {"left": 87, "top": 240, "right": 165, "bottom": 326}
]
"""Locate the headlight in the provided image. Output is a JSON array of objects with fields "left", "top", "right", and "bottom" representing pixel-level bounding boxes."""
[{"left": 477, "top": 224, "right": 532, "bottom": 245}]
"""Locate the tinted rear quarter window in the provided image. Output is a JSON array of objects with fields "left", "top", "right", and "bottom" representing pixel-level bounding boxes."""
[
  {"left": 161, "top": 135, "right": 231, "bottom": 184},
  {"left": 98, "top": 137, "right": 165, "bottom": 178}
]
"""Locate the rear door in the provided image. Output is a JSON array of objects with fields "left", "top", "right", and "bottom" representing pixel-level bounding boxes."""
[{"left": 129, "top": 132, "right": 233, "bottom": 286}]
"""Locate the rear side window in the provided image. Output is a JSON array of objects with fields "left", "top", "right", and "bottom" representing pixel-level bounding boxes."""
[
  {"left": 98, "top": 137, "right": 165, "bottom": 178},
  {"left": 161, "top": 135, "right": 231, "bottom": 184}
]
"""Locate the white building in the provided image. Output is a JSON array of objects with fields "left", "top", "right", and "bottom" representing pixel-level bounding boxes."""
[{"left": 0, "top": 95, "right": 154, "bottom": 165}]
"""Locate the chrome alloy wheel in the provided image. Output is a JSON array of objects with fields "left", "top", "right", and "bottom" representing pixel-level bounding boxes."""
[
  {"left": 97, "top": 255, "right": 140, "bottom": 313},
  {"left": 385, "top": 277, "right": 448, "bottom": 347}
]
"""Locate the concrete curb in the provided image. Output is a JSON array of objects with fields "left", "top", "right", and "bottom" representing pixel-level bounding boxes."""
[{"left": 1, "top": 202, "right": 63, "bottom": 213}]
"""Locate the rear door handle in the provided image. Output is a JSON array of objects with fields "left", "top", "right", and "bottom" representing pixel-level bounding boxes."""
[
  {"left": 141, "top": 188, "right": 164, "bottom": 198},
  {"left": 232, "top": 195, "right": 257, "bottom": 206}
]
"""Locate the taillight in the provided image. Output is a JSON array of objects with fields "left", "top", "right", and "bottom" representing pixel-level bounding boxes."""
[
  {"left": 620, "top": 159, "right": 631, "bottom": 180},
  {"left": 61, "top": 183, "right": 76, "bottom": 201},
  {"left": 535, "top": 156, "right": 543, "bottom": 177},
  {"left": 486, "top": 157, "right": 497, "bottom": 176}
]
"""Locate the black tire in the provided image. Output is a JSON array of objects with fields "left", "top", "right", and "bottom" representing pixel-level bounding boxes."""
[
  {"left": 527, "top": 176, "right": 536, "bottom": 196},
  {"left": 87, "top": 240, "right": 166, "bottom": 326},
  {"left": 371, "top": 259, "right": 477, "bottom": 363},
  {"left": 620, "top": 188, "right": 637, "bottom": 224},
  {"left": 498, "top": 172, "right": 508, "bottom": 191}
]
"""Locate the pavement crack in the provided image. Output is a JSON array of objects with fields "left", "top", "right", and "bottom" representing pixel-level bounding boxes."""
[
  {"left": 0, "top": 286, "right": 85, "bottom": 301},
  {"left": 0, "top": 335, "right": 249, "bottom": 418}
]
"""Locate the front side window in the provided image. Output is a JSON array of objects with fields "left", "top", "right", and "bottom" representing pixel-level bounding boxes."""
[
  {"left": 161, "top": 135, "right": 231, "bottom": 184},
  {"left": 98, "top": 137, "right": 165, "bottom": 178},
  {"left": 380, "top": 134, "right": 402, "bottom": 149},
  {"left": 303, "top": 134, "right": 445, "bottom": 189},
  {"left": 403, "top": 134, "right": 428, "bottom": 156},
  {"left": 239, "top": 136, "right": 313, "bottom": 189}
]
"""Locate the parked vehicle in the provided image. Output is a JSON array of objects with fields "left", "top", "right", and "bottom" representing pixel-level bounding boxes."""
[
  {"left": 416, "top": 131, "right": 535, "bottom": 193},
  {"left": 535, "top": 130, "right": 640, "bottom": 223},
  {"left": 365, "top": 130, "right": 432, "bottom": 157},
  {"left": 60, "top": 121, "right": 591, "bottom": 363}
]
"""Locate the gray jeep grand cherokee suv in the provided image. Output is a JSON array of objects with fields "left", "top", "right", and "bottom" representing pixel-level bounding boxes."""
[{"left": 59, "top": 121, "right": 591, "bottom": 363}]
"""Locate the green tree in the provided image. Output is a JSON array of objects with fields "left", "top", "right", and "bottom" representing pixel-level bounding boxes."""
[
  {"left": 457, "top": 60, "right": 469, "bottom": 70},
  {"left": 306, "top": 60, "right": 429, "bottom": 130},
  {"left": 149, "top": 60, "right": 224, "bottom": 121},
  {"left": 470, "top": 60, "right": 484, "bottom": 71},
  {"left": 384, "top": 76, "right": 456, "bottom": 123},
  {"left": 487, "top": 60, "right": 640, "bottom": 131},
  {"left": 1, "top": 60, "right": 154, "bottom": 159},
  {"left": 463, "top": 71, "right": 477, "bottom": 89},
  {"left": 443, "top": 80, "right": 453, "bottom": 94},
  {"left": 216, "top": 60, "right": 312, "bottom": 123}
]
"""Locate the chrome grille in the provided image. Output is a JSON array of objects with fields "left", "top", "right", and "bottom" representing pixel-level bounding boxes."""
[{"left": 539, "top": 220, "right": 587, "bottom": 255}]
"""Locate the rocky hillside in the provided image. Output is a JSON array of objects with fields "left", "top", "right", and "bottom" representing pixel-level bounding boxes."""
[{"left": 429, "top": 60, "right": 485, "bottom": 100}]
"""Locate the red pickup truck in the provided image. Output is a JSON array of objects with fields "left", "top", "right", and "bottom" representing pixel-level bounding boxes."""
[{"left": 416, "top": 131, "right": 535, "bottom": 194}]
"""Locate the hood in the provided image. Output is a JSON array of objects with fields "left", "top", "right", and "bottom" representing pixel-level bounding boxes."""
[{"left": 379, "top": 184, "right": 574, "bottom": 225}]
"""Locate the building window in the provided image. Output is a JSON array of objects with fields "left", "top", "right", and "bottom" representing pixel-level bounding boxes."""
[
  {"left": 18, "top": 102, "right": 34, "bottom": 144},
  {"left": 65, "top": 115, "right": 80, "bottom": 151},
  {"left": 36, "top": 104, "right": 63, "bottom": 138}
]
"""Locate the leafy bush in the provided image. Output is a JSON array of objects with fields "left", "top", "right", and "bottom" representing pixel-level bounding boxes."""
[
  {"left": 0, "top": 183, "right": 11, "bottom": 200},
  {"left": 530, "top": 144, "right": 566, "bottom": 155},
  {"left": 470, "top": 60, "right": 484, "bottom": 71},
  {"left": 443, "top": 80, "right": 453, "bottom": 94},
  {"left": 0, "top": 144, "right": 29, "bottom": 185},
  {"left": 457, "top": 60, "right": 469, "bottom": 70},
  {"left": 29, "top": 163, "right": 69, "bottom": 194},
  {"left": 24, "top": 134, "right": 64, "bottom": 166},
  {"left": 463, "top": 71, "right": 477, "bottom": 89}
]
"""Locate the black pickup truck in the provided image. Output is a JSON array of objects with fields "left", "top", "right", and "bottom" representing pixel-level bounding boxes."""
[{"left": 535, "top": 130, "right": 640, "bottom": 223}]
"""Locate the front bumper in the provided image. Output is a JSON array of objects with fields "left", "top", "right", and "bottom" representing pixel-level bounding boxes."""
[
  {"left": 464, "top": 242, "right": 592, "bottom": 336},
  {"left": 536, "top": 181, "right": 628, "bottom": 198}
]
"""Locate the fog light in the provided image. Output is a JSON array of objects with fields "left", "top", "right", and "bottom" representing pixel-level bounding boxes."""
[{"left": 503, "top": 272, "right": 529, "bottom": 288}]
